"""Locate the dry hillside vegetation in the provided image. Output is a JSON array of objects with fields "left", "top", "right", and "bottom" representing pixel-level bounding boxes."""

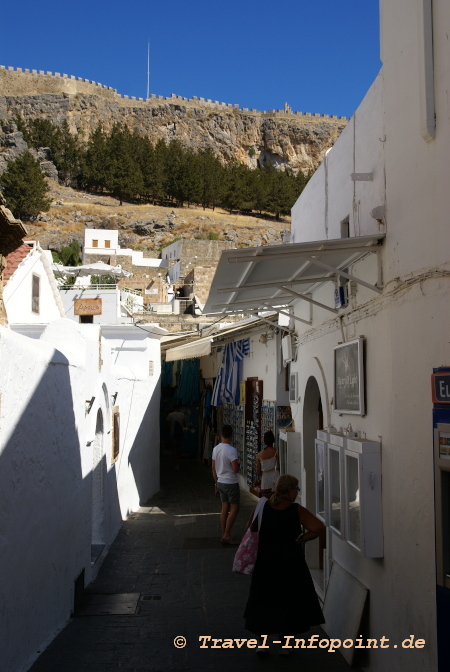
[{"left": 24, "top": 181, "right": 290, "bottom": 254}]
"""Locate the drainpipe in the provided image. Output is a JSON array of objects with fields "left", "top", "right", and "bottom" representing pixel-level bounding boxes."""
[{"left": 418, "top": 0, "right": 435, "bottom": 141}]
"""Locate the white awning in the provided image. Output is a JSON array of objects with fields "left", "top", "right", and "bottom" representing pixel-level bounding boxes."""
[
  {"left": 165, "top": 337, "right": 213, "bottom": 362},
  {"left": 163, "top": 315, "right": 274, "bottom": 362},
  {"left": 203, "top": 234, "right": 385, "bottom": 317}
]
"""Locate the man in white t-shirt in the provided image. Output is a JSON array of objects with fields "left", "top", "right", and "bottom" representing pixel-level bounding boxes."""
[{"left": 212, "top": 425, "right": 240, "bottom": 545}]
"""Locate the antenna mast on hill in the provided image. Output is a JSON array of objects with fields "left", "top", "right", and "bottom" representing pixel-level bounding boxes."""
[{"left": 147, "top": 41, "right": 150, "bottom": 99}]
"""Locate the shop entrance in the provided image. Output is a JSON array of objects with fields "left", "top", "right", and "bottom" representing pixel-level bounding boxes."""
[{"left": 303, "top": 376, "right": 324, "bottom": 589}]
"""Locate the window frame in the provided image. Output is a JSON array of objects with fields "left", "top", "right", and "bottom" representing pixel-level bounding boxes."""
[
  {"left": 112, "top": 406, "right": 120, "bottom": 464},
  {"left": 31, "top": 273, "right": 40, "bottom": 314}
]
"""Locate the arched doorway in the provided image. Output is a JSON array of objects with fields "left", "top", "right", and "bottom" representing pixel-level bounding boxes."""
[
  {"left": 92, "top": 409, "right": 105, "bottom": 554},
  {"left": 302, "top": 376, "right": 324, "bottom": 583}
]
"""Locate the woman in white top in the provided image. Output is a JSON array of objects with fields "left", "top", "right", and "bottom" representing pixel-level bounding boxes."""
[{"left": 256, "top": 430, "right": 279, "bottom": 498}]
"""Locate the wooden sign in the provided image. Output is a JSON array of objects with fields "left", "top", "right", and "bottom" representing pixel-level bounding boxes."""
[{"left": 74, "top": 298, "right": 102, "bottom": 316}]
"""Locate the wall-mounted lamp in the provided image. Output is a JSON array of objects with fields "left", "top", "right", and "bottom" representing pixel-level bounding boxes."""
[
  {"left": 111, "top": 392, "right": 118, "bottom": 405},
  {"left": 370, "top": 205, "right": 385, "bottom": 222},
  {"left": 85, "top": 397, "right": 95, "bottom": 414}
]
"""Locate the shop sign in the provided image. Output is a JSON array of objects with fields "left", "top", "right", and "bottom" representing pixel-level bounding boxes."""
[
  {"left": 334, "top": 337, "right": 365, "bottom": 415},
  {"left": 240, "top": 381, "right": 246, "bottom": 405},
  {"left": 431, "top": 372, "right": 450, "bottom": 404},
  {"left": 74, "top": 298, "right": 102, "bottom": 315}
]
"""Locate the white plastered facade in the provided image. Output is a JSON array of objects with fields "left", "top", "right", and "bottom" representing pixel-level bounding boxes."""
[
  {"left": 0, "top": 319, "right": 161, "bottom": 672},
  {"left": 288, "top": 1, "right": 450, "bottom": 670},
  {"left": 3, "top": 244, "right": 64, "bottom": 324}
]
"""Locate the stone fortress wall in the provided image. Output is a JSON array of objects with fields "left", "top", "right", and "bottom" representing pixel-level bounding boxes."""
[
  {"left": 0, "top": 65, "right": 348, "bottom": 172},
  {"left": 0, "top": 65, "right": 347, "bottom": 122}
]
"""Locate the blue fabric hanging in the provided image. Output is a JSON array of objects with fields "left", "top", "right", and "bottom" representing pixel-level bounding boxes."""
[
  {"left": 162, "top": 360, "right": 174, "bottom": 387},
  {"left": 177, "top": 358, "right": 200, "bottom": 405},
  {"left": 211, "top": 338, "right": 249, "bottom": 407}
]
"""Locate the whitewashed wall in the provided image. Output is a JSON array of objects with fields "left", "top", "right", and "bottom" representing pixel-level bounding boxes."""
[
  {"left": 292, "top": 74, "right": 385, "bottom": 244},
  {"left": 60, "top": 287, "right": 123, "bottom": 324},
  {"left": 287, "top": 2, "right": 450, "bottom": 670},
  {"left": 4, "top": 248, "right": 63, "bottom": 324},
  {"left": 0, "top": 319, "right": 161, "bottom": 672},
  {"left": 84, "top": 228, "right": 119, "bottom": 255}
]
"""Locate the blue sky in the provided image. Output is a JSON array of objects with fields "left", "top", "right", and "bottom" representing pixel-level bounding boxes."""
[{"left": 1, "top": 0, "right": 381, "bottom": 119}]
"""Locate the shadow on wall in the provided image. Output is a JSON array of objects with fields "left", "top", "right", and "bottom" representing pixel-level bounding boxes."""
[
  {"left": 127, "top": 373, "right": 161, "bottom": 506},
  {"left": 0, "top": 335, "right": 121, "bottom": 672}
]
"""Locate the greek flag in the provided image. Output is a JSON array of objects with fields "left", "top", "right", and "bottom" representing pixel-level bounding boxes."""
[{"left": 211, "top": 338, "right": 250, "bottom": 407}]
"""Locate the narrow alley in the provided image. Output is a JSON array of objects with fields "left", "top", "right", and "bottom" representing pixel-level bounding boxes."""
[{"left": 28, "top": 454, "right": 361, "bottom": 672}]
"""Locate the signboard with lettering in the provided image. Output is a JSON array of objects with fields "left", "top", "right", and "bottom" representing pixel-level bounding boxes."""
[
  {"left": 334, "top": 338, "right": 365, "bottom": 415},
  {"left": 432, "top": 372, "right": 450, "bottom": 405},
  {"left": 74, "top": 298, "right": 102, "bottom": 316}
]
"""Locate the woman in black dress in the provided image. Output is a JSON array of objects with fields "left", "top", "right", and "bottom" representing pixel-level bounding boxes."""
[{"left": 244, "top": 474, "right": 325, "bottom": 638}]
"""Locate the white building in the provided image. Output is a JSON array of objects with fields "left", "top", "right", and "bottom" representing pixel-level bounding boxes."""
[
  {"left": 203, "top": 1, "right": 450, "bottom": 670},
  {"left": 59, "top": 284, "right": 144, "bottom": 325},
  {"left": 83, "top": 228, "right": 167, "bottom": 268},
  {"left": 3, "top": 241, "right": 64, "bottom": 324},
  {"left": 0, "top": 318, "right": 163, "bottom": 672},
  {"left": 1, "top": 238, "right": 166, "bottom": 671}
]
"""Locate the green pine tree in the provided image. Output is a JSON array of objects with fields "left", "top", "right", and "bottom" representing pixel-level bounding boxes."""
[
  {"left": 105, "top": 124, "right": 144, "bottom": 205},
  {"left": 84, "top": 125, "right": 109, "bottom": 192},
  {"left": 199, "top": 148, "right": 224, "bottom": 211},
  {"left": 0, "top": 151, "right": 51, "bottom": 220}
]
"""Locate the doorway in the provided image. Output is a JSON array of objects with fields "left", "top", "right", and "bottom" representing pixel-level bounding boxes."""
[{"left": 303, "top": 376, "right": 324, "bottom": 589}]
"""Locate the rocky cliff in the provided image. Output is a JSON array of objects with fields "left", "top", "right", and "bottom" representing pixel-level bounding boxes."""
[{"left": 0, "top": 65, "right": 347, "bottom": 173}]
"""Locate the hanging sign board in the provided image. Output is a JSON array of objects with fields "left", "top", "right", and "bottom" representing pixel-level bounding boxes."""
[
  {"left": 334, "top": 338, "right": 365, "bottom": 415},
  {"left": 74, "top": 298, "right": 102, "bottom": 315}
]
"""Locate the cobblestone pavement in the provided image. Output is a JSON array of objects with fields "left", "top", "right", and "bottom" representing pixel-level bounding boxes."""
[{"left": 28, "top": 454, "right": 360, "bottom": 672}]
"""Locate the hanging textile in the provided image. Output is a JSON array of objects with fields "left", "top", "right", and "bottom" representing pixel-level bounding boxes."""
[
  {"left": 177, "top": 358, "right": 200, "bottom": 405},
  {"left": 162, "top": 360, "right": 174, "bottom": 387},
  {"left": 211, "top": 338, "right": 250, "bottom": 407}
]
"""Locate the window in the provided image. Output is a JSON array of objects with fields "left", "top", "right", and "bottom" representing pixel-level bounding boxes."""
[
  {"left": 92, "top": 240, "right": 98, "bottom": 248},
  {"left": 32, "top": 274, "right": 40, "bottom": 314},
  {"left": 112, "top": 407, "right": 120, "bottom": 463},
  {"left": 340, "top": 216, "right": 350, "bottom": 238},
  {"left": 105, "top": 240, "right": 111, "bottom": 248},
  {"left": 79, "top": 315, "right": 93, "bottom": 323}
]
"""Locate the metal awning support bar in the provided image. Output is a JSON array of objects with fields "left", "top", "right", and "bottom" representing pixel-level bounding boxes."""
[
  {"left": 249, "top": 311, "right": 294, "bottom": 334},
  {"left": 261, "top": 304, "right": 312, "bottom": 326},
  {"left": 216, "top": 276, "right": 333, "bottom": 293},
  {"left": 211, "top": 296, "right": 296, "bottom": 310},
  {"left": 227, "top": 244, "right": 382, "bottom": 264},
  {"left": 303, "top": 257, "right": 383, "bottom": 294},
  {"left": 280, "top": 286, "right": 339, "bottom": 314}
]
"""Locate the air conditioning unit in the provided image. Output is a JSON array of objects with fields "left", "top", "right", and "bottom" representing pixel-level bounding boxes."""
[{"left": 282, "top": 334, "right": 293, "bottom": 364}]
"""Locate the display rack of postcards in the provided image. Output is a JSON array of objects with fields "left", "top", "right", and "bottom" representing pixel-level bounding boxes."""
[
  {"left": 223, "top": 403, "right": 245, "bottom": 473},
  {"left": 243, "top": 379, "right": 263, "bottom": 487},
  {"left": 261, "top": 400, "right": 276, "bottom": 444},
  {"left": 276, "top": 405, "right": 292, "bottom": 429},
  {"left": 245, "top": 420, "right": 259, "bottom": 486}
]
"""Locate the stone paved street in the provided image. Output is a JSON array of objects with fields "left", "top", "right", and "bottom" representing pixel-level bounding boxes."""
[{"left": 28, "top": 455, "right": 360, "bottom": 672}]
